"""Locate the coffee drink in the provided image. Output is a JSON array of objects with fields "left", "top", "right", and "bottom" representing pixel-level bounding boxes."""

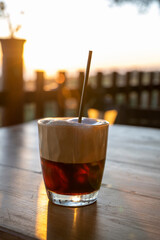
[{"left": 38, "top": 117, "right": 109, "bottom": 206}]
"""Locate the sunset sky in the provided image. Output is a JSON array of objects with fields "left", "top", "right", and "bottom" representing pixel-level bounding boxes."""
[{"left": 0, "top": 0, "right": 160, "bottom": 79}]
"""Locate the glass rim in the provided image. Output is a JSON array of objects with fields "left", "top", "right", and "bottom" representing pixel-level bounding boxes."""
[{"left": 38, "top": 117, "right": 109, "bottom": 126}]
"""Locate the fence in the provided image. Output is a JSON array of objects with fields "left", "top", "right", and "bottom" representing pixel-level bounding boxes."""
[{"left": 0, "top": 70, "right": 160, "bottom": 128}]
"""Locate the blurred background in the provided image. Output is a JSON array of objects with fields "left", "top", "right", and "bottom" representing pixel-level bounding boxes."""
[{"left": 0, "top": 0, "right": 160, "bottom": 127}]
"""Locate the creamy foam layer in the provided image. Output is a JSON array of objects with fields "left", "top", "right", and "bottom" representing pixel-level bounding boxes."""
[{"left": 38, "top": 117, "right": 109, "bottom": 163}]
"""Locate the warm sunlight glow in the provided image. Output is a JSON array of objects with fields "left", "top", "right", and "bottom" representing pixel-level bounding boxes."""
[
  {"left": 104, "top": 110, "right": 118, "bottom": 125},
  {"left": 88, "top": 108, "right": 100, "bottom": 119},
  {"left": 56, "top": 72, "right": 65, "bottom": 84},
  {"left": 73, "top": 208, "right": 78, "bottom": 228},
  {"left": 88, "top": 108, "right": 118, "bottom": 124},
  {"left": 35, "top": 181, "right": 48, "bottom": 240},
  {"left": 0, "top": 0, "right": 160, "bottom": 78}
]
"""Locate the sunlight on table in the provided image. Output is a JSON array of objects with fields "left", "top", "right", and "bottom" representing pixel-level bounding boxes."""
[
  {"left": 73, "top": 208, "right": 78, "bottom": 229},
  {"left": 35, "top": 181, "right": 48, "bottom": 240}
]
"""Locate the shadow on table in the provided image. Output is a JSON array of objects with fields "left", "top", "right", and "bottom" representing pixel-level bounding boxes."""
[{"left": 46, "top": 201, "right": 98, "bottom": 240}]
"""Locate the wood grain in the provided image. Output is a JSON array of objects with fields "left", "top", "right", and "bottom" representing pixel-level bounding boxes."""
[
  {"left": 0, "top": 122, "right": 160, "bottom": 239},
  {"left": 0, "top": 166, "right": 160, "bottom": 240},
  {"left": 0, "top": 227, "right": 35, "bottom": 240}
]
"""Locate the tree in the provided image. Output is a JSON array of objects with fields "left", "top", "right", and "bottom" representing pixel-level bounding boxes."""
[{"left": 109, "top": 0, "right": 160, "bottom": 12}]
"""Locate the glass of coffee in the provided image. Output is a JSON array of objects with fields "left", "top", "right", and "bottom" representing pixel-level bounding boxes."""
[{"left": 38, "top": 117, "right": 109, "bottom": 207}]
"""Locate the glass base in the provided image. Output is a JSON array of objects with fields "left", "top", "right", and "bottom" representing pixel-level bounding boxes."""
[{"left": 47, "top": 190, "right": 99, "bottom": 207}]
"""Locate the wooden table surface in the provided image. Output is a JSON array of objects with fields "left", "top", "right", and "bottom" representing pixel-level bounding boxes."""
[{"left": 0, "top": 121, "right": 160, "bottom": 240}]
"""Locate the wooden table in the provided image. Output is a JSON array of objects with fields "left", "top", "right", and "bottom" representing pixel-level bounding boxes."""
[{"left": 0, "top": 122, "right": 160, "bottom": 240}]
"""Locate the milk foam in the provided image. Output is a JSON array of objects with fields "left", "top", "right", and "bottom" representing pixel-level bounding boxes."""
[
  {"left": 38, "top": 117, "right": 106, "bottom": 126},
  {"left": 38, "top": 117, "right": 109, "bottom": 163}
]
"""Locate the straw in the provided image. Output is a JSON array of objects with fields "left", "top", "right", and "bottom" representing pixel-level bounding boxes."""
[{"left": 78, "top": 50, "right": 92, "bottom": 123}]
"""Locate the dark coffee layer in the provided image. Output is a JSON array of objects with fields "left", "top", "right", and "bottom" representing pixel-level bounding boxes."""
[{"left": 41, "top": 157, "right": 105, "bottom": 195}]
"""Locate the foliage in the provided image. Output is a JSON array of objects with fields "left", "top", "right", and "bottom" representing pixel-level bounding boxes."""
[
  {"left": 109, "top": 0, "right": 160, "bottom": 12},
  {"left": 0, "top": 1, "right": 23, "bottom": 38}
]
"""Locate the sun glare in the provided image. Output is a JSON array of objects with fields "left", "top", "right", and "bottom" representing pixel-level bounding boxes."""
[{"left": 0, "top": 0, "right": 160, "bottom": 78}]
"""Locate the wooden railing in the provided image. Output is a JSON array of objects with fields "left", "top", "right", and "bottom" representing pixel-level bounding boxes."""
[{"left": 0, "top": 70, "right": 160, "bottom": 128}]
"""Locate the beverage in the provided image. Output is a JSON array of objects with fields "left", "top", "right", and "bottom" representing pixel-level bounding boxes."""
[
  {"left": 38, "top": 117, "right": 109, "bottom": 207},
  {"left": 41, "top": 157, "right": 105, "bottom": 195}
]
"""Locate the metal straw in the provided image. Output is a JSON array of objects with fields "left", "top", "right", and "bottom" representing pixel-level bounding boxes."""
[{"left": 78, "top": 50, "right": 92, "bottom": 123}]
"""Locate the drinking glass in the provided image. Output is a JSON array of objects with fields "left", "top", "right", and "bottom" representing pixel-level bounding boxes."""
[{"left": 38, "top": 117, "right": 109, "bottom": 207}]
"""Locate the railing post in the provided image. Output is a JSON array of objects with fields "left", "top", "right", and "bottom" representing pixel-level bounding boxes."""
[
  {"left": 137, "top": 71, "right": 143, "bottom": 107},
  {"left": 0, "top": 38, "right": 26, "bottom": 126},
  {"left": 111, "top": 71, "right": 117, "bottom": 105},
  {"left": 126, "top": 71, "right": 131, "bottom": 104},
  {"left": 36, "top": 70, "right": 44, "bottom": 119},
  {"left": 158, "top": 72, "right": 160, "bottom": 107},
  {"left": 57, "top": 71, "right": 66, "bottom": 116},
  {"left": 96, "top": 72, "right": 103, "bottom": 89},
  {"left": 78, "top": 71, "right": 84, "bottom": 92},
  {"left": 95, "top": 71, "right": 105, "bottom": 105},
  {"left": 148, "top": 71, "right": 154, "bottom": 107}
]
